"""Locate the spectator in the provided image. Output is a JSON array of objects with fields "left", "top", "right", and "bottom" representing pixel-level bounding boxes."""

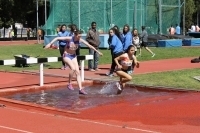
[
  {"left": 106, "top": 27, "right": 124, "bottom": 77},
  {"left": 189, "top": 24, "right": 196, "bottom": 32},
  {"left": 14, "top": 27, "right": 17, "bottom": 38},
  {"left": 27, "top": 28, "right": 31, "bottom": 41},
  {"left": 121, "top": 24, "right": 132, "bottom": 51},
  {"left": 86, "top": 22, "right": 101, "bottom": 71},
  {"left": 56, "top": 25, "right": 61, "bottom": 34},
  {"left": 195, "top": 24, "right": 200, "bottom": 32},
  {"left": 37, "top": 28, "right": 43, "bottom": 44},
  {"left": 57, "top": 24, "right": 70, "bottom": 70},
  {"left": 169, "top": 25, "right": 175, "bottom": 35},
  {"left": 140, "top": 26, "right": 155, "bottom": 57},
  {"left": 132, "top": 28, "right": 141, "bottom": 56},
  {"left": 175, "top": 24, "right": 181, "bottom": 35},
  {"left": 10, "top": 29, "right": 14, "bottom": 41}
]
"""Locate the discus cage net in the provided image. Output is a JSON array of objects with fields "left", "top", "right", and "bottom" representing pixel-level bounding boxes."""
[{"left": 42, "top": 0, "right": 182, "bottom": 35}]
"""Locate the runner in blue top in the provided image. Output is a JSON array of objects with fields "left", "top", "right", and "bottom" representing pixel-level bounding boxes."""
[{"left": 45, "top": 30, "right": 103, "bottom": 95}]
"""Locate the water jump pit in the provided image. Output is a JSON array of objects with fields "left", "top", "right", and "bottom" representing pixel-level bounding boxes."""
[{"left": 0, "top": 81, "right": 189, "bottom": 113}]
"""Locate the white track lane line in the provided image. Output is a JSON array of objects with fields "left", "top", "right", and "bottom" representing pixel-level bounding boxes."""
[{"left": 0, "top": 125, "right": 33, "bottom": 133}]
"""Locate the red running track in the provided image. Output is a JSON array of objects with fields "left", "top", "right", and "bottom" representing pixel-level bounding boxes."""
[
  {"left": 0, "top": 40, "right": 43, "bottom": 46},
  {"left": 0, "top": 56, "right": 200, "bottom": 132},
  {"left": 1, "top": 91, "right": 200, "bottom": 133}
]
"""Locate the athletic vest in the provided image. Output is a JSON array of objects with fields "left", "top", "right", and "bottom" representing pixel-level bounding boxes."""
[{"left": 66, "top": 36, "right": 80, "bottom": 50}]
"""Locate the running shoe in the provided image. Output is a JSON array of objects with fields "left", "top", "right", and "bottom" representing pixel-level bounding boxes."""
[
  {"left": 67, "top": 84, "right": 74, "bottom": 90},
  {"left": 106, "top": 72, "right": 110, "bottom": 76},
  {"left": 117, "top": 89, "right": 123, "bottom": 95},
  {"left": 106, "top": 72, "right": 114, "bottom": 77},
  {"left": 61, "top": 66, "right": 65, "bottom": 70},
  {"left": 65, "top": 65, "right": 68, "bottom": 69},
  {"left": 89, "top": 69, "right": 95, "bottom": 72},
  {"left": 79, "top": 89, "right": 87, "bottom": 95},
  {"left": 116, "top": 82, "right": 122, "bottom": 90},
  {"left": 95, "top": 68, "right": 101, "bottom": 71}
]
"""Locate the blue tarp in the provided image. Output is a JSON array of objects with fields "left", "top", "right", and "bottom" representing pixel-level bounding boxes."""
[
  {"left": 157, "top": 39, "right": 182, "bottom": 47},
  {"left": 182, "top": 38, "right": 200, "bottom": 46}
]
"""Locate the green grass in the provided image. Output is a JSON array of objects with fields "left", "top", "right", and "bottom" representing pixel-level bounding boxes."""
[
  {"left": 0, "top": 44, "right": 199, "bottom": 71},
  {"left": 1, "top": 44, "right": 200, "bottom": 61},
  {"left": 132, "top": 68, "right": 200, "bottom": 90},
  {"left": 0, "top": 44, "right": 200, "bottom": 90}
]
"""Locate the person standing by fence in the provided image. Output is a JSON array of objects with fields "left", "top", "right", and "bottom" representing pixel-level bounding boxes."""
[
  {"left": 37, "top": 28, "right": 43, "bottom": 44},
  {"left": 175, "top": 24, "right": 181, "bottom": 35},
  {"left": 10, "top": 29, "right": 14, "bottom": 41},
  {"left": 27, "top": 28, "right": 31, "bottom": 41},
  {"left": 86, "top": 22, "right": 101, "bottom": 71}
]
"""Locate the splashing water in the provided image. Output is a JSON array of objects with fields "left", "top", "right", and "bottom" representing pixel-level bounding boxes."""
[
  {"left": 99, "top": 81, "right": 118, "bottom": 95},
  {"left": 38, "top": 90, "right": 48, "bottom": 104}
]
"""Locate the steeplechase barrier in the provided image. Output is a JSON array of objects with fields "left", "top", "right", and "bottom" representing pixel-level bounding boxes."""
[{"left": 0, "top": 54, "right": 93, "bottom": 86}]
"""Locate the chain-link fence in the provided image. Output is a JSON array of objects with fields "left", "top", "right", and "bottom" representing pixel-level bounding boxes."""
[{"left": 43, "top": 0, "right": 181, "bottom": 35}]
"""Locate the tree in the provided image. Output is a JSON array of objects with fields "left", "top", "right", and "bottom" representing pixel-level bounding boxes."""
[
  {"left": 0, "top": 0, "right": 14, "bottom": 28},
  {"left": 184, "top": 0, "right": 196, "bottom": 30},
  {"left": 193, "top": 0, "right": 200, "bottom": 25},
  {"left": 12, "top": 0, "right": 44, "bottom": 28},
  {"left": 0, "top": 0, "right": 48, "bottom": 29}
]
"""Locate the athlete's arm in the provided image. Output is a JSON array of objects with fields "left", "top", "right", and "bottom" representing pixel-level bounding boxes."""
[
  {"left": 80, "top": 38, "right": 103, "bottom": 56},
  {"left": 114, "top": 54, "right": 125, "bottom": 69},
  {"left": 45, "top": 36, "right": 72, "bottom": 49},
  {"left": 133, "top": 55, "right": 140, "bottom": 68}
]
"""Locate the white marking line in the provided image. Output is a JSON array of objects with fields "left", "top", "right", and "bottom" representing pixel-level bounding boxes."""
[
  {"left": 0, "top": 125, "right": 33, "bottom": 133},
  {"left": 5, "top": 107, "right": 161, "bottom": 133},
  {"left": 66, "top": 117, "right": 161, "bottom": 133}
]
